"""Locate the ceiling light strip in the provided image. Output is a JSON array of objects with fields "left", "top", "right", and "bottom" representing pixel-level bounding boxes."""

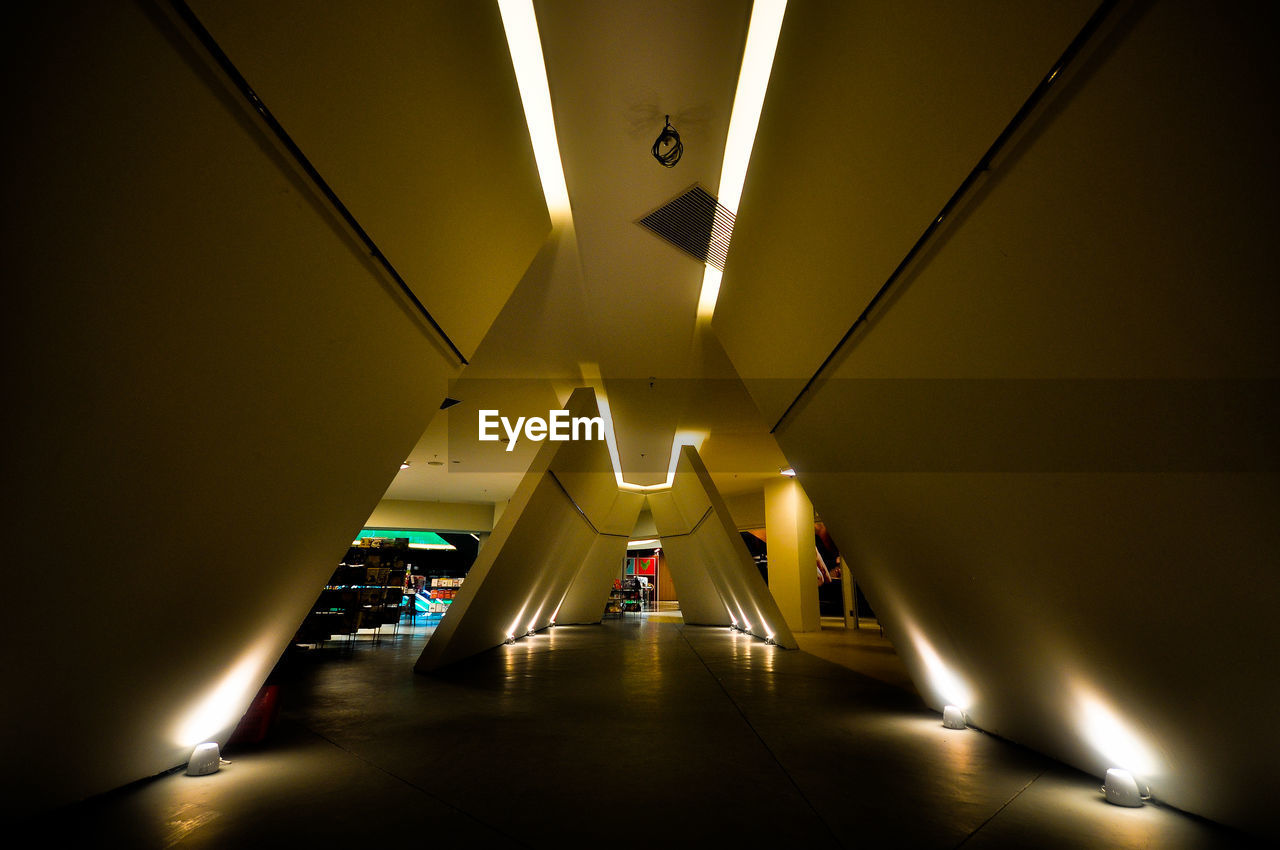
[
  {"left": 497, "top": 0, "right": 572, "bottom": 221},
  {"left": 697, "top": 0, "right": 788, "bottom": 320},
  {"left": 717, "top": 0, "right": 788, "bottom": 213}
]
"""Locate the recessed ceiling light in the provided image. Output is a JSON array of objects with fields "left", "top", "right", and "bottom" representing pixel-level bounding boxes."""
[
  {"left": 427, "top": 461, "right": 444, "bottom": 467},
  {"left": 780, "top": 467, "right": 796, "bottom": 477},
  {"left": 400, "top": 461, "right": 411, "bottom": 470}
]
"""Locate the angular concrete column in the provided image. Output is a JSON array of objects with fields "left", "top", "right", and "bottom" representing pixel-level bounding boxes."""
[
  {"left": 414, "top": 388, "right": 642, "bottom": 671},
  {"left": 765, "top": 478, "right": 820, "bottom": 633}
]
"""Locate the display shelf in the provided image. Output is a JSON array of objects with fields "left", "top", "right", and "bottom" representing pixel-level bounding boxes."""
[
  {"left": 604, "top": 576, "right": 645, "bottom": 619},
  {"left": 295, "top": 538, "right": 409, "bottom": 646},
  {"left": 423, "top": 576, "right": 463, "bottom": 616},
  {"left": 604, "top": 581, "right": 624, "bottom": 619},
  {"left": 619, "top": 587, "right": 641, "bottom": 614}
]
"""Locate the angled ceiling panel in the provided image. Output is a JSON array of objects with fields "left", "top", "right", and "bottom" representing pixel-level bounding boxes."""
[
  {"left": 188, "top": 0, "right": 550, "bottom": 360},
  {"left": 714, "top": 0, "right": 1098, "bottom": 423}
]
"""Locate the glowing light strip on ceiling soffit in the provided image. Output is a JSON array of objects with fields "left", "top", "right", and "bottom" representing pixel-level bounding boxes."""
[
  {"left": 497, "top": 0, "right": 572, "bottom": 222},
  {"left": 578, "top": 364, "right": 705, "bottom": 493},
  {"left": 697, "top": 0, "right": 788, "bottom": 321},
  {"left": 500, "top": 1, "right": 784, "bottom": 490}
]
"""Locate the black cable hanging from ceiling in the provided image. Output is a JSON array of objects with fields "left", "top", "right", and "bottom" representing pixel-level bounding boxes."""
[{"left": 652, "top": 115, "right": 683, "bottom": 167}]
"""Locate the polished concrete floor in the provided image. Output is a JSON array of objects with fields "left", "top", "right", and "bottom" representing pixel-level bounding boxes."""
[{"left": 57, "top": 617, "right": 1260, "bottom": 848}]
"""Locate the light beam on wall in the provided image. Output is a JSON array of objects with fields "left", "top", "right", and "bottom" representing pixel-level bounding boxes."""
[
  {"left": 697, "top": 0, "right": 787, "bottom": 321},
  {"left": 498, "top": 0, "right": 572, "bottom": 222},
  {"left": 173, "top": 643, "right": 274, "bottom": 748},
  {"left": 906, "top": 625, "right": 974, "bottom": 712},
  {"left": 1075, "top": 688, "right": 1162, "bottom": 780}
]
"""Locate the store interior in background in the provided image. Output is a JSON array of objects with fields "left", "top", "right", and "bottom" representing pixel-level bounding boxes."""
[
  {"left": 741, "top": 523, "right": 876, "bottom": 623},
  {"left": 289, "top": 518, "right": 884, "bottom": 655},
  {"left": 294, "top": 529, "right": 482, "bottom": 649},
  {"left": 11, "top": 1, "right": 1274, "bottom": 839}
]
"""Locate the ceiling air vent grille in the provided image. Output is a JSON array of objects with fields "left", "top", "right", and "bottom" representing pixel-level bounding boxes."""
[{"left": 636, "top": 185, "right": 736, "bottom": 271}]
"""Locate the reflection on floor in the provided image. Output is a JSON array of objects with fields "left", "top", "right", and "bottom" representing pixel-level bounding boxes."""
[
  {"left": 794, "top": 617, "right": 919, "bottom": 695},
  {"left": 54, "top": 619, "right": 1260, "bottom": 848}
]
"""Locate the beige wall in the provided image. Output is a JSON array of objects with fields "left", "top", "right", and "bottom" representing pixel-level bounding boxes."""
[
  {"left": 4, "top": 0, "right": 544, "bottom": 816},
  {"left": 714, "top": 0, "right": 1279, "bottom": 837},
  {"left": 722, "top": 490, "right": 766, "bottom": 530},
  {"left": 631, "top": 507, "right": 659, "bottom": 538},
  {"left": 366, "top": 499, "right": 495, "bottom": 533}
]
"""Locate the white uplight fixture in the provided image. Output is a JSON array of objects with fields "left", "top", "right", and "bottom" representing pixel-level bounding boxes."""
[
  {"left": 941, "top": 704, "right": 967, "bottom": 730},
  {"left": 765, "top": 631, "right": 776, "bottom": 645},
  {"left": 185, "top": 742, "right": 221, "bottom": 776},
  {"left": 1102, "top": 768, "right": 1149, "bottom": 807},
  {"left": 505, "top": 632, "right": 516, "bottom": 645}
]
